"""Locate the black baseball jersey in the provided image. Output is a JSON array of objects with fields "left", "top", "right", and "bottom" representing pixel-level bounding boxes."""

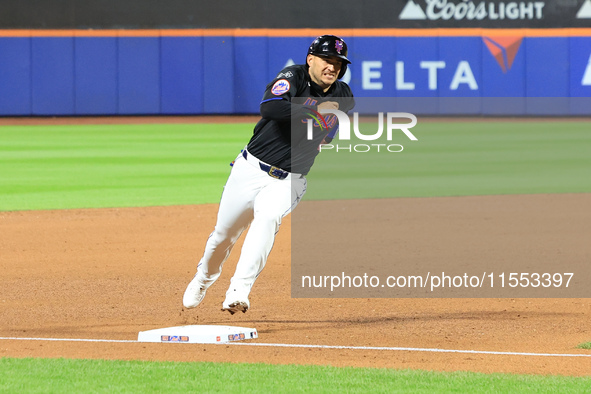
[{"left": 246, "top": 64, "right": 355, "bottom": 175}]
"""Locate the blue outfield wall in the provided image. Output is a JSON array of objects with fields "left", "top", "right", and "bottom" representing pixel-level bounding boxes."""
[{"left": 0, "top": 30, "right": 590, "bottom": 116}]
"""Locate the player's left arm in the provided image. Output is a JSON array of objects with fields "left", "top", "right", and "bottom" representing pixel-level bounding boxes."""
[{"left": 322, "top": 85, "right": 355, "bottom": 143}]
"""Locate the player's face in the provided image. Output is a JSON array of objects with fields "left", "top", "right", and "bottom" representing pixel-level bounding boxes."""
[{"left": 307, "top": 55, "right": 342, "bottom": 91}]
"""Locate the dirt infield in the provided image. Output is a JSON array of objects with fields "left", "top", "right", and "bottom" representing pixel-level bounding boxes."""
[{"left": 2, "top": 195, "right": 591, "bottom": 376}]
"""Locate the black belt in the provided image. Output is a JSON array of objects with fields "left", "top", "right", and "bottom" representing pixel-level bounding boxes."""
[{"left": 242, "top": 150, "right": 289, "bottom": 180}]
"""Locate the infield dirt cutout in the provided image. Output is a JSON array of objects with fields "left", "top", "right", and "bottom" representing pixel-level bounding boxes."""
[{"left": 1, "top": 194, "right": 591, "bottom": 376}]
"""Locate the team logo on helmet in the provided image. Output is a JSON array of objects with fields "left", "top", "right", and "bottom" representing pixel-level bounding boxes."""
[{"left": 335, "top": 40, "right": 344, "bottom": 54}]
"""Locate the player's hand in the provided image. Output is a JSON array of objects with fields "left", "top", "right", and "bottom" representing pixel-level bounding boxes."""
[{"left": 317, "top": 101, "right": 339, "bottom": 111}]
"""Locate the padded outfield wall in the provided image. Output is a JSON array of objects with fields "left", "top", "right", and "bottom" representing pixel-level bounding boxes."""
[{"left": 0, "top": 28, "right": 590, "bottom": 116}]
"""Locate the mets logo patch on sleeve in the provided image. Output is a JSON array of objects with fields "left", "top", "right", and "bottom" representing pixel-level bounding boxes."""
[{"left": 271, "top": 79, "right": 290, "bottom": 95}]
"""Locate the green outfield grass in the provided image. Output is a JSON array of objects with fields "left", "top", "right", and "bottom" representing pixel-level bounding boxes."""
[
  {"left": 0, "top": 123, "right": 249, "bottom": 211},
  {"left": 1, "top": 120, "right": 589, "bottom": 211},
  {"left": 306, "top": 120, "right": 591, "bottom": 200},
  {"left": 1, "top": 357, "right": 590, "bottom": 393}
]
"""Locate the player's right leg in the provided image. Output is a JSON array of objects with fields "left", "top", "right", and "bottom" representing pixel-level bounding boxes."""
[
  {"left": 223, "top": 172, "right": 307, "bottom": 313},
  {"left": 183, "top": 152, "right": 258, "bottom": 308}
]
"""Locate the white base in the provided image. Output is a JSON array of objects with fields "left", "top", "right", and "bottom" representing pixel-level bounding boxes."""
[{"left": 137, "top": 325, "right": 258, "bottom": 344}]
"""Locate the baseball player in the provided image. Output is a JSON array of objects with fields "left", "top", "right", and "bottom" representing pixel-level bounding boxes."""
[{"left": 183, "top": 35, "right": 355, "bottom": 314}]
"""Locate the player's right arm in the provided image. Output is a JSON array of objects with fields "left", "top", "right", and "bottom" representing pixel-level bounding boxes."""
[{"left": 259, "top": 66, "right": 313, "bottom": 122}]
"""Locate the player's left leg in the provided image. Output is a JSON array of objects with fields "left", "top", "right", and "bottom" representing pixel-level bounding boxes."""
[
  {"left": 222, "top": 174, "right": 307, "bottom": 314},
  {"left": 183, "top": 152, "right": 259, "bottom": 309}
]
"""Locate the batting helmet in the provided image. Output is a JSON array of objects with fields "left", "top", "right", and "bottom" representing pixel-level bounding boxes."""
[{"left": 307, "top": 35, "right": 350, "bottom": 79}]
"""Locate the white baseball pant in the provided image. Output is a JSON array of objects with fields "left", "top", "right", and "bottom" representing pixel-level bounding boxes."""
[{"left": 194, "top": 149, "right": 307, "bottom": 300}]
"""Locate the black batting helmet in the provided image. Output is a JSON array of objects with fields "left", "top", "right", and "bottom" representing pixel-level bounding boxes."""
[{"left": 307, "top": 35, "right": 350, "bottom": 79}]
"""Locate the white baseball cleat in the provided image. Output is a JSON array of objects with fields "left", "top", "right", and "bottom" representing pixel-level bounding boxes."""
[
  {"left": 222, "top": 290, "right": 250, "bottom": 315},
  {"left": 183, "top": 275, "right": 207, "bottom": 309}
]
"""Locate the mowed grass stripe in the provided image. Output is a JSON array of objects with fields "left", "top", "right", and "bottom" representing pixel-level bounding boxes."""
[
  {"left": 1, "top": 121, "right": 589, "bottom": 211},
  {"left": 1, "top": 358, "right": 590, "bottom": 393},
  {"left": 0, "top": 123, "right": 249, "bottom": 211},
  {"left": 306, "top": 120, "right": 591, "bottom": 200}
]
